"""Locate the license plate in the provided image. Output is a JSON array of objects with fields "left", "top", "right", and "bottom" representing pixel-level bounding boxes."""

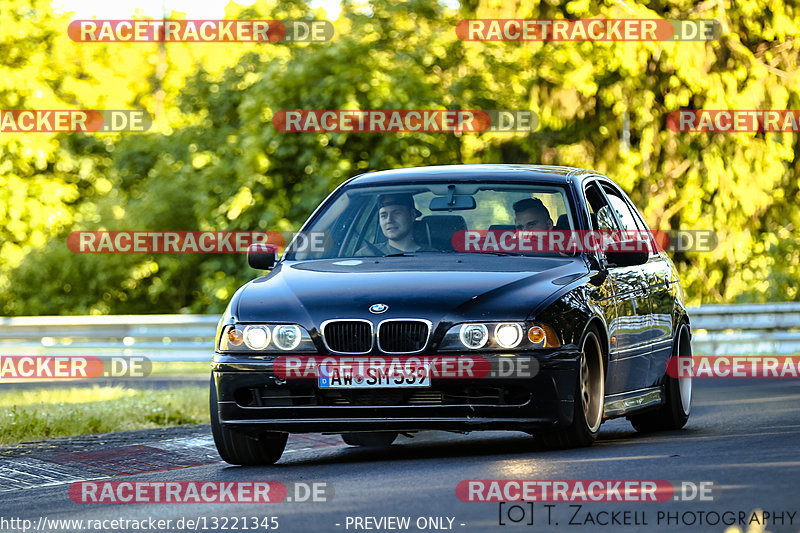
[{"left": 318, "top": 363, "right": 430, "bottom": 388}]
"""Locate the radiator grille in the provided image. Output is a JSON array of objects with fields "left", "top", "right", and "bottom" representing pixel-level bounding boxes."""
[
  {"left": 378, "top": 320, "right": 430, "bottom": 353},
  {"left": 322, "top": 320, "right": 372, "bottom": 353}
]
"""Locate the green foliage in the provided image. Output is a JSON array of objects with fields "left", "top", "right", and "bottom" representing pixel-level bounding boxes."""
[{"left": 1, "top": 0, "right": 800, "bottom": 313}]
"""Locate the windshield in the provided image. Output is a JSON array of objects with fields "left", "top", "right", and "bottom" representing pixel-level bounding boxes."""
[{"left": 284, "top": 181, "right": 575, "bottom": 260}]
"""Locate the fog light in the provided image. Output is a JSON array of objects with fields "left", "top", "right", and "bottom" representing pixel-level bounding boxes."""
[
  {"left": 227, "top": 328, "right": 243, "bottom": 346},
  {"left": 528, "top": 326, "right": 545, "bottom": 345},
  {"left": 243, "top": 325, "right": 270, "bottom": 350},
  {"left": 273, "top": 325, "right": 301, "bottom": 350},
  {"left": 459, "top": 324, "right": 488, "bottom": 349},
  {"left": 495, "top": 323, "right": 522, "bottom": 348}
]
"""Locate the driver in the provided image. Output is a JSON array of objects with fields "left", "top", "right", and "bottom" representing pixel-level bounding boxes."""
[
  {"left": 360, "top": 193, "right": 433, "bottom": 254},
  {"left": 513, "top": 197, "right": 553, "bottom": 231}
]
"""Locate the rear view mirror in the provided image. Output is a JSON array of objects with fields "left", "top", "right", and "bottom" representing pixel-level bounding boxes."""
[
  {"left": 248, "top": 243, "right": 279, "bottom": 270},
  {"left": 429, "top": 195, "right": 476, "bottom": 211}
]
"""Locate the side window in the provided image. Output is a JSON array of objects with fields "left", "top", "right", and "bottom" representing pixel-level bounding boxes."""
[
  {"left": 585, "top": 182, "right": 620, "bottom": 231},
  {"left": 605, "top": 191, "right": 639, "bottom": 231},
  {"left": 602, "top": 185, "right": 656, "bottom": 253}
]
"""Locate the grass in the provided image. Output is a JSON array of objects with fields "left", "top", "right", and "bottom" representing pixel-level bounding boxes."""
[
  {"left": 0, "top": 384, "right": 209, "bottom": 445},
  {"left": 150, "top": 361, "right": 211, "bottom": 375}
]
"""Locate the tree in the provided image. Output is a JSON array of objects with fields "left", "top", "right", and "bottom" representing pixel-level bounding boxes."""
[{"left": 4, "top": 0, "right": 800, "bottom": 314}]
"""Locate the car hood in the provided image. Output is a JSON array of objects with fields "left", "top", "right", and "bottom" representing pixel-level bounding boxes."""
[{"left": 234, "top": 255, "right": 588, "bottom": 329}]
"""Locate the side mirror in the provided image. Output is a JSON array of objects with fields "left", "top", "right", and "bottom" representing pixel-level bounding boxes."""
[
  {"left": 604, "top": 240, "right": 650, "bottom": 267},
  {"left": 247, "top": 243, "right": 278, "bottom": 270}
]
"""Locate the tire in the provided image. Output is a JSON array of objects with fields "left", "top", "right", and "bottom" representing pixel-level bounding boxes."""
[
  {"left": 629, "top": 322, "right": 692, "bottom": 432},
  {"left": 341, "top": 432, "right": 398, "bottom": 447},
  {"left": 537, "top": 326, "right": 605, "bottom": 449},
  {"left": 210, "top": 377, "right": 288, "bottom": 465}
]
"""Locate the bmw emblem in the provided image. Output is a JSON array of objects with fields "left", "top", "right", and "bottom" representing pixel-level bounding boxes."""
[{"left": 369, "top": 303, "right": 388, "bottom": 314}]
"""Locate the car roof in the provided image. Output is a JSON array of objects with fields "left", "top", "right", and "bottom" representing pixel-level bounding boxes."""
[{"left": 346, "top": 164, "right": 601, "bottom": 187}]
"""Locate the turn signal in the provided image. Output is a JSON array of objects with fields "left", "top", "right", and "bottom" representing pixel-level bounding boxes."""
[
  {"left": 528, "top": 326, "right": 546, "bottom": 344},
  {"left": 227, "top": 328, "right": 244, "bottom": 346}
]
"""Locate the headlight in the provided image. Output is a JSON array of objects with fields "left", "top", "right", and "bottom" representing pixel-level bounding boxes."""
[
  {"left": 244, "top": 325, "right": 270, "bottom": 350},
  {"left": 495, "top": 323, "right": 522, "bottom": 348},
  {"left": 218, "top": 324, "right": 315, "bottom": 353},
  {"left": 459, "top": 324, "right": 489, "bottom": 349},
  {"left": 440, "top": 322, "right": 560, "bottom": 351},
  {"left": 273, "top": 325, "right": 302, "bottom": 350}
]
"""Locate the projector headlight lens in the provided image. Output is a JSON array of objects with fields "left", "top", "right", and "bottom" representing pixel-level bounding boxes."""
[
  {"left": 243, "top": 325, "right": 270, "bottom": 350},
  {"left": 459, "top": 323, "right": 489, "bottom": 349},
  {"left": 273, "top": 325, "right": 302, "bottom": 350},
  {"left": 495, "top": 323, "right": 523, "bottom": 349}
]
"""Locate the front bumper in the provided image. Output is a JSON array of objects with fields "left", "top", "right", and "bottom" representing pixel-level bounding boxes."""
[{"left": 211, "top": 351, "right": 581, "bottom": 434}]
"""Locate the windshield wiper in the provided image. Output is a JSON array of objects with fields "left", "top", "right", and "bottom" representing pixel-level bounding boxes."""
[
  {"left": 383, "top": 250, "right": 445, "bottom": 257},
  {"left": 456, "top": 251, "right": 520, "bottom": 256}
]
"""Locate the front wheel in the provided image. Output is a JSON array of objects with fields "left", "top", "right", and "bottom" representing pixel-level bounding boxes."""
[
  {"left": 629, "top": 322, "right": 692, "bottom": 432},
  {"left": 537, "top": 326, "right": 605, "bottom": 449},
  {"left": 210, "top": 377, "right": 288, "bottom": 465}
]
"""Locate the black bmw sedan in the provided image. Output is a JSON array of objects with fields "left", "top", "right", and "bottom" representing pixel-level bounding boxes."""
[{"left": 210, "top": 164, "right": 692, "bottom": 465}]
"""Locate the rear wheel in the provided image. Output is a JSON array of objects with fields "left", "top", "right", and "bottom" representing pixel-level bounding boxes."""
[
  {"left": 629, "top": 322, "right": 692, "bottom": 432},
  {"left": 537, "top": 326, "right": 605, "bottom": 449},
  {"left": 341, "top": 432, "right": 398, "bottom": 447},
  {"left": 210, "top": 377, "right": 288, "bottom": 465}
]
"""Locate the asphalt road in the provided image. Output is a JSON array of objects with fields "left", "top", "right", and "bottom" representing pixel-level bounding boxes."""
[{"left": 2, "top": 378, "right": 800, "bottom": 533}]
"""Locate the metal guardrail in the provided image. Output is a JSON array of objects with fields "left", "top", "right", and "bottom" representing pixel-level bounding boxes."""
[
  {"left": 0, "top": 314, "right": 219, "bottom": 362},
  {"left": 689, "top": 303, "right": 800, "bottom": 356},
  {"left": 0, "top": 303, "right": 798, "bottom": 361}
]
